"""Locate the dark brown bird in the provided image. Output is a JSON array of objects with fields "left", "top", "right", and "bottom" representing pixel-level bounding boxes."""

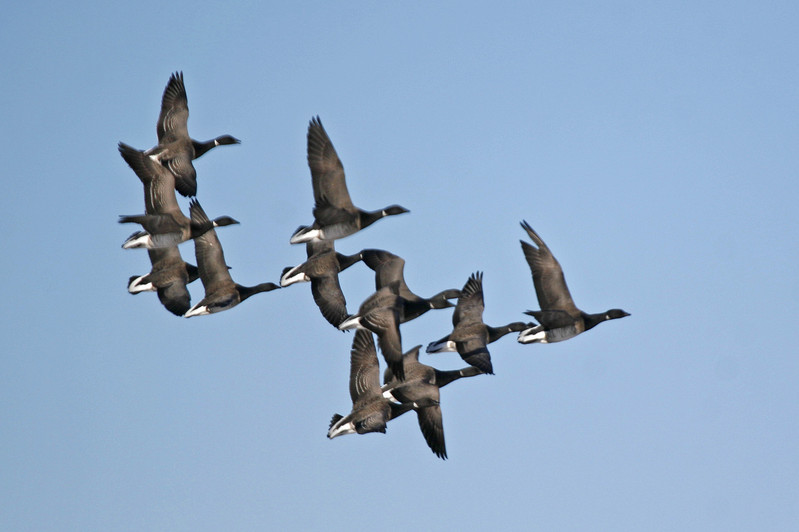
[
  {"left": 118, "top": 143, "right": 239, "bottom": 249},
  {"left": 382, "top": 344, "right": 484, "bottom": 459},
  {"left": 145, "top": 71, "right": 240, "bottom": 197},
  {"left": 184, "top": 201, "right": 279, "bottom": 317},
  {"left": 290, "top": 116, "right": 408, "bottom": 244},
  {"left": 328, "top": 330, "right": 414, "bottom": 439},
  {"left": 127, "top": 246, "right": 200, "bottom": 316},
  {"left": 280, "top": 240, "right": 363, "bottom": 328},
  {"left": 427, "top": 272, "right": 530, "bottom": 374},
  {"left": 516, "top": 221, "right": 629, "bottom": 344}
]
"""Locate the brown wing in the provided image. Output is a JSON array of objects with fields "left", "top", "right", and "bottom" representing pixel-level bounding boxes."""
[
  {"left": 520, "top": 221, "right": 579, "bottom": 314},
  {"left": 307, "top": 116, "right": 355, "bottom": 210},
  {"left": 156, "top": 72, "right": 189, "bottom": 143},
  {"left": 190, "top": 200, "right": 234, "bottom": 292},
  {"left": 417, "top": 405, "right": 447, "bottom": 459},
  {"left": 349, "top": 330, "right": 382, "bottom": 405},
  {"left": 453, "top": 272, "right": 484, "bottom": 326}
]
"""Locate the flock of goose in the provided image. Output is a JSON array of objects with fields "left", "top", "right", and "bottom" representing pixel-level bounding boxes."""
[{"left": 119, "top": 72, "right": 630, "bottom": 460}]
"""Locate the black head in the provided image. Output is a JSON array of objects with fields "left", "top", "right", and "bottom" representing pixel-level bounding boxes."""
[
  {"left": 215, "top": 135, "right": 241, "bottom": 145},
  {"left": 212, "top": 216, "right": 240, "bottom": 227},
  {"left": 428, "top": 291, "right": 457, "bottom": 309},
  {"left": 605, "top": 309, "right": 630, "bottom": 320},
  {"left": 383, "top": 205, "right": 410, "bottom": 216}
]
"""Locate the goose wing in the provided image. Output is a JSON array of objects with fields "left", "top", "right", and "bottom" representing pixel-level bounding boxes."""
[
  {"left": 417, "top": 405, "right": 447, "bottom": 459},
  {"left": 307, "top": 116, "right": 354, "bottom": 210},
  {"left": 310, "top": 274, "right": 349, "bottom": 328},
  {"left": 118, "top": 142, "right": 180, "bottom": 215},
  {"left": 349, "top": 329, "right": 382, "bottom": 405},
  {"left": 156, "top": 72, "right": 189, "bottom": 144},
  {"left": 190, "top": 200, "right": 234, "bottom": 291},
  {"left": 520, "top": 221, "right": 579, "bottom": 314}
]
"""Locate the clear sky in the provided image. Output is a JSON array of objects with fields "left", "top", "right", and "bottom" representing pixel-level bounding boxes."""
[{"left": 2, "top": 1, "right": 798, "bottom": 530}]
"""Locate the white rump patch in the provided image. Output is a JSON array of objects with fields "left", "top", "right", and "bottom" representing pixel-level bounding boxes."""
[
  {"left": 280, "top": 268, "right": 310, "bottom": 287},
  {"left": 328, "top": 420, "right": 356, "bottom": 439},
  {"left": 184, "top": 304, "right": 210, "bottom": 318},
  {"left": 128, "top": 276, "right": 154, "bottom": 293},
  {"left": 518, "top": 328, "right": 548, "bottom": 344},
  {"left": 427, "top": 340, "right": 456, "bottom": 353}
]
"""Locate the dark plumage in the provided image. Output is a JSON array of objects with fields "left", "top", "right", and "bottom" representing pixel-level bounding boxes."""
[
  {"left": 280, "top": 240, "right": 363, "bottom": 328},
  {"left": 338, "top": 282, "right": 406, "bottom": 381},
  {"left": 127, "top": 246, "right": 200, "bottom": 316},
  {"left": 382, "top": 344, "right": 484, "bottom": 460},
  {"left": 328, "top": 330, "right": 413, "bottom": 439},
  {"left": 517, "top": 221, "right": 630, "bottom": 344},
  {"left": 360, "top": 249, "right": 460, "bottom": 323},
  {"left": 118, "top": 143, "right": 239, "bottom": 249},
  {"left": 427, "top": 272, "right": 530, "bottom": 374},
  {"left": 290, "top": 116, "right": 409, "bottom": 244},
  {"left": 183, "top": 201, "right": 279, "bottom": 317},
  {"left": 119, "top": 141, "right": 200, "bottom": 315},
  {"left": 145, "top": 71, "right": 240, "bottom": 197},
  {"left": 119, "top": 199, "right": 239, "bottom": 250}
]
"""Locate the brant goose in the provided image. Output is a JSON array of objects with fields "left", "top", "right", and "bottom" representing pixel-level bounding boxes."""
[
  {"left": 360, "top": 249, "right": 461, "bottom": 323},
  {"left": 290, "top": 117, "right": 409, "bottom": 244},
  {"left": 183, "top": 202, "right": 279, "bottom": 317},
  {"left": 119, "top": 197, "right": 239, "bottom": 250},
  {"left": 328, "top": 330, "right": 414, "bottom": 439},
  {"left": 427, "top": 272, "right": 530, "bottom": 374},
  {"left": 517, "top": 220, "right": 629, "bottom": 344},
  {"left": 381, "top": 344, "right": 484, "bottom": 459},
  {"left": 127, "top": 246, "right": 200, "bottom": 316},
  {"left": 280, "top": 240, "right": 363, "bottom": 328},
  {"left": 146, "top": 71, "right": 240, "bottom": 197},
  {"left": 118, "top": 142, "right": 238, "bottom": 249},
  {"left": 338, "top": 282, "right": 406, "bottom": 381}
]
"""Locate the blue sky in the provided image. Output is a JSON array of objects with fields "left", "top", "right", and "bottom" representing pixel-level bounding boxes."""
[{"left": 2, "top": 1, "right": 798, "bottom": 530}]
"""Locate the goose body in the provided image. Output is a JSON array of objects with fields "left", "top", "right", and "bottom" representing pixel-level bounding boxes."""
[
  {"left": 360, "top": 249, "right": 460, "bottom": 323},
  {"left": 328, "top": 330, "right": 413, "bottom": 439},
  {"left": 381, "top": 344, "right": 484, "bottom": 459},
  {"left": 183, "top": 201, "right": 278, "bottom": 317},
  {"left": 290, "top": 117, "right": 408, "bottom": 244},
  {"left": 516, "top": 221, "right": 629, "bottom": 344},
  {"left": 280, "top": 240, "right": 362, "bottom": 328},
  {"left": 127, "top": 246, "right": 200, "bottom": 316},
  {"left": 145, "top": 72, "right": 240, "bottom": 197}
]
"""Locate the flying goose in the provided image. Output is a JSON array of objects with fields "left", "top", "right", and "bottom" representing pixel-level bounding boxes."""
[
  {"left": 290, "top": 116, "right": 409, "bottom": 244},
  {"left": 516, "top": 221, "right": 629, "bottom": 344},
  {"left": 119, "top": 197, "right": 239, "bottom": 250},
  {"left": 360, "top": 249, "right": 461, "bottom": 323},
  {"left": 427, "top": 272, "right": 530, "bottom": 375},
  {"left": 381, "top": 344, "right": 484, "bottom": 460},
  {"left": 118, "top": 142, "right": 239, "bottom": 249},
  {"left": 127, "top": 246, "right": 200, "bottom": 316},
  {"left": 145, "top": 71, "right": 240, "bottom": 197},
  {"left": 183, "top": 201, "right": 279, "bottom": 317},
  {"left": 338, "top": 282, "right": 406, "bottom": 381},
  {"left": 280, "top": 240, "right": 363, "bottom": 328},
  {"left": 328, "top": 330, "right": 415, "bottom": 439}
]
